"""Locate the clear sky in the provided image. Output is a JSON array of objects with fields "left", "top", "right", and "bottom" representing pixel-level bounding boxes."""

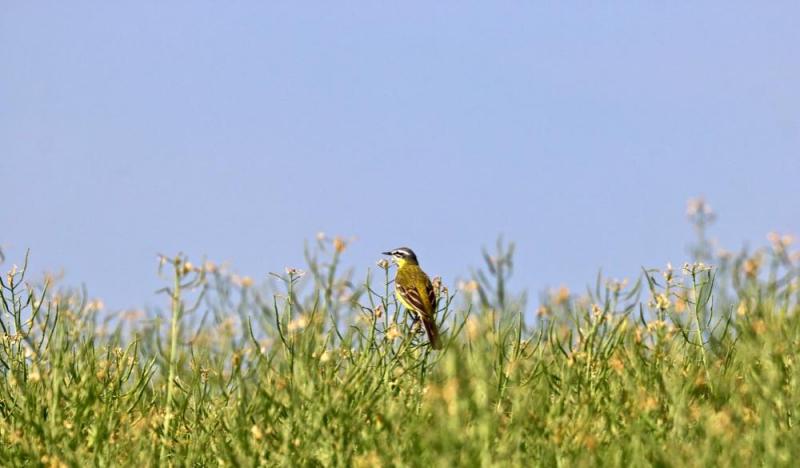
[{"left": 2, "top": 2, "right": 799, "bottom": 310}]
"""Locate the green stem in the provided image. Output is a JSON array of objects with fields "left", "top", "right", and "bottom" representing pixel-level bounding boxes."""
[
  {"left": 692, "top": 272, "right": 712, "bottom": 392},
  {"left": 49, "top": 307, "right": 62, "bottom": 438},
  {"left": 160, "top": 266, "right": 182, "bottom": 464}
]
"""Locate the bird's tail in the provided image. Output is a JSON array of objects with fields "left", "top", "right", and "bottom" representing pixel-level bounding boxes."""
[{"left": 421, "top": 317, "right": 443, "bottom": 350}]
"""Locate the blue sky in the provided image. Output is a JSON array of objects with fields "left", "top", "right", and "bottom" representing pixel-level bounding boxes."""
[{"left": 2, "top": 2, "right": 799, "bottom": 310}]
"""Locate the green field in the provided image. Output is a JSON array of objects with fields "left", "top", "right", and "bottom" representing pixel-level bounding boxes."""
[{"left": 2, "top": 213, "right": 799, "bottom": 467}]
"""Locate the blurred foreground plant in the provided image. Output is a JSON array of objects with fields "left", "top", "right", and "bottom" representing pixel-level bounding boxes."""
[{"left": 1, "top": 216, "right": 800, "bottom": 466}]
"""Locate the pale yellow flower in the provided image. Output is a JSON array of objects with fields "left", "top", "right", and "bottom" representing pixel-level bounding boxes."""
[
  {"left": 385, "top": 324, "right": 402, "bottom": 341},
  {"left": 458, "top": 280, "right": 479, "bottom": 293},
  {"left": 686, "top": 197, "right": 714, "bottom": 218},
  {"left": 284, "top": 267, "right": 306, "bottom": 278},
  {"left": 6, "top": 264, "right": 18, "bottom": 285},
  {"left": 553, "top": 286, "right": 570, "bottom": 305},
  {"left": 536, "top": 305, "right": 550, "bottom": 318},
  {"left": 606, "top": 278, "right": 628, "bottom": 293},
  {"left": 737, "top": 301, "right": 748, "bottom": 317},
  {"left": 466, "top": 317, "right": 481, "bottom": 340},
  {"left": 251, "top": 425, "right": 263, "bottom": 441},
  {"left": 742, "top": 256, "right": 761, "bottom": 278},
  {"left": 319, "top": 350, "right": 331, "bottom": 363},
  {"left": 706, "top": 410, "right": 732, "bottom": 437},
  {"left": 651, "top": 293, "right": 671, "bottom": 311},
  {"left": 287, "top": 315, "right": 309, "bottom": 332}
]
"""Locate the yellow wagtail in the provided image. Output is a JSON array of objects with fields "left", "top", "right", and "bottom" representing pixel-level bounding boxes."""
[{"left": 382, "top": 247, "right": 442, "bottom": 349}]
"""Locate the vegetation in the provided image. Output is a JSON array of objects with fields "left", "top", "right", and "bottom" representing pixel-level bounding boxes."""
[{"left": 2, "top": 200, "right": 800, "bottom": 467}]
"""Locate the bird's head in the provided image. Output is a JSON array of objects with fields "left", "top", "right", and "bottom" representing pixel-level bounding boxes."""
[{"left": 382, "top": 247, "right": 419, "bottom": 267}]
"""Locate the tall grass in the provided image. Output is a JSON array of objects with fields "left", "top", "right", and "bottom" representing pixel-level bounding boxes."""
[{"left": 1, "top": 208, "right": 800, "bottom": 466}]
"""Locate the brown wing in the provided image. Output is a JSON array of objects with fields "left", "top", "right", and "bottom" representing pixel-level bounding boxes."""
[
  {"left": 427, "top": 279, "right": 437, "bottom": 315},
  {"left": 397, "top": 283, "right": 427, "bottom": 316}
]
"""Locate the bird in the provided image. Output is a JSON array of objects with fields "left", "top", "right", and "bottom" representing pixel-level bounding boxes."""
[{"left": 382, "top": 247, "right": 443, "bottom": 349}]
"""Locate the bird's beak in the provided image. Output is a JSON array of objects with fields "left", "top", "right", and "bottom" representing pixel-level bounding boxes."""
[{"left": 382, "top": 251, "right": 392, "bottom": 256}]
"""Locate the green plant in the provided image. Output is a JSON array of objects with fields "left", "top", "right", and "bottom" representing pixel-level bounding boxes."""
[{"left": 2, "top": 213, "right": 800, "bottom": 466}]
